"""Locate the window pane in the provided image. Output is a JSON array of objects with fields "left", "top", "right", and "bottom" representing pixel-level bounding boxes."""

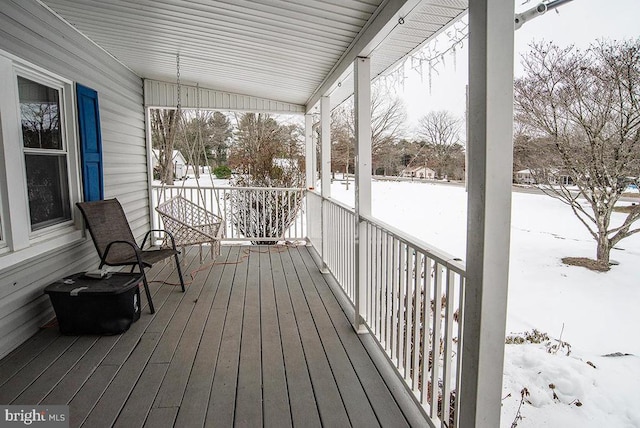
[
  {"left": 18, "top": 76, "right": 62, "bottom": 150},
  {"left": 25, "top": 154, "right": 70, "bottom": 230}
]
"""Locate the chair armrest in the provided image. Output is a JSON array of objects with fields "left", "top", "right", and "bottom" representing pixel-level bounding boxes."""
[
  {"left": 101, "top": 240, "right": 144, "bottom": 268},
  {"left": 141, "top": 229, "right": 178, "bottom": 250}
]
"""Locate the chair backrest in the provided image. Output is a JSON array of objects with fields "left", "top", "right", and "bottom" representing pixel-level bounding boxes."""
[{"left": 76, "top": 198, "right": 138, "bottom": 265}]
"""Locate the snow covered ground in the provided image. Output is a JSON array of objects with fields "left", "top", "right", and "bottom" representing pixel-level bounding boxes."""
[{"left": 328, "top": 179, "right": 640, "bottom": 428}]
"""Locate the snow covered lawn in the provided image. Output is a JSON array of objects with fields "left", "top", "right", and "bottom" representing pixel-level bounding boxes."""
[{"left": 330, "top": 179, "right": 640, "bottom": 427}]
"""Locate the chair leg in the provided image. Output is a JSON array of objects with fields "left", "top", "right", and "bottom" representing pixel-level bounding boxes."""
[
  {"left": 174, "top": 253, "right": 186, "bottom": 292},
  {"left": 140, "top": 272, "right": 155, "bottom": 314}
]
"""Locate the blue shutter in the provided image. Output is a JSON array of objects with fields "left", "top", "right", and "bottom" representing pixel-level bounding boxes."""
[{"left": 76, "top": 83, "right": 104, "bottom": 201}]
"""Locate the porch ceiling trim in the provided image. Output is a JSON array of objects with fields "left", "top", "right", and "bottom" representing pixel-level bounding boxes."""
[{"left": 144, "top": 79, "right": 305, "bottom": 114}]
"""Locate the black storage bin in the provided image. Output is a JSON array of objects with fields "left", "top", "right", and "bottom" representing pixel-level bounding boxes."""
[{"left": 44, "top": 272, "right": 142, "bottom": 335}]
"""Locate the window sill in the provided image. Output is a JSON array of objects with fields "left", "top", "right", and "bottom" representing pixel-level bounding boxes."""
[{"left": 0, "top": 229, "right": 84, "bottom": 273}]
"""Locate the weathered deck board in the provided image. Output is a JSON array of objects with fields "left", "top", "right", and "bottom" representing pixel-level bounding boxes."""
[
  {"left": 259, "top": 249, "right": 293, "bottom": 428},
  {"left": 144, "top": 406, "right": 178, "bottom": 428},
  {"left": 269, "top": 248, "right": 320, "bottom": 428},
  {"left": 0, "top": 335, "right": 78, "bottom": 403},
  {"left": 150, "top": 246, "right": 223, "bottom": 410},
  {"left": 112, "top": 362, "right": 168, "bottom": 428},
  {"left": 173, "top": 246, "right": 238, "bottom": 427},
  {"left": 279, "top": 247, "right": 352, "bottom": 427},
  {"left": 205, "top": 246, "right": 248, "bottom": 427},
  {"left": 0, "top": 327, "right": 60, "bottom": 386},
  {"left": 0, "top": 245, "right": 417, "bottom": 428},
  {"left": 297, "top": 246, "right": 411, "bottom": 428},
  {"left": 287, "top": 248, "right": 381, "bottom": 427},
  {"left": 234, "top": 247, "right": 263, "bottom": 427},
  {"left": 13, "top": 336, "right": 99, "bottom": 405},
  {"left": 40, "top": 335, "right": 119, "bottom": 406}
]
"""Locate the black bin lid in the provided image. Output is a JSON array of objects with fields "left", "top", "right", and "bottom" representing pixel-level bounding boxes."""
[{"left": 44, "top": 272, "right": 142, "bottom": 296}]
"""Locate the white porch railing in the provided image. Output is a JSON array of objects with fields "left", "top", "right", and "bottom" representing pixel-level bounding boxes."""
[
  {"left": 308, "top": 191, "right": 466, "bottom": 427},
  {"left": 151, "top": 185, "right": 307, "bottom": 242},
  {"left": 323, "top": 196, "right": 357, "bottom": 299}
]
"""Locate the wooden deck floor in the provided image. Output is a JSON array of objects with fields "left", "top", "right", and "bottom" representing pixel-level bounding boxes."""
[{"left": 0, "top": 245, "right": 416, "bottom": 427}]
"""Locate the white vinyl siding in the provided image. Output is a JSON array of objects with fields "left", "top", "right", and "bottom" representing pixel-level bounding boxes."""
[{"left": 0, "top": 0, "right": 147, "bottom": 358}]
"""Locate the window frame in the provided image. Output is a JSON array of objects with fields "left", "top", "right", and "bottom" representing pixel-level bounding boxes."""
[
  {"left": 17, "top": 72, "right": 73, "bottom": 232},
  {"left": 0, "top": 52, "right": 83, "bottom": 267}
]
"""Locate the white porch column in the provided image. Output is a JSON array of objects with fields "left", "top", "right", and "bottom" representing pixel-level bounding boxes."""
[
  {"left": 320, "top": 96, "right": 331, "bottom": 273},
  {"left": 320, "top": 96, "right": 331, "bottom": 198},
  {"left": 460, "top": 1, "right": 515, "bottom": 427},
  {"left": 354, "top": 57, "right": 372, "bottom": 333},
  {"left": 305, "top": 113, "right": 315, "bottom": 190}
]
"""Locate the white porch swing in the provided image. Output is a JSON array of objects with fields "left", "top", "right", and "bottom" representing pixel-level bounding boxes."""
[{"left": 155, "top": 54, "right": 224, "bottom": 261}]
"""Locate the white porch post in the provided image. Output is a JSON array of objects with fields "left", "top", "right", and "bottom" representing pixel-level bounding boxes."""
[
  {"left": 305, "top": 112, "right": 319, "bottom": 254},
  {"left": 305, "top": 113, "right": 315, "bottom": 190},
  {"left": 145, "top": 106, "right": 156, "bottom": 231},
  {"left": 320, "top": 96, "right": 331, "bottom": 198},
  {"left": 460, "top": 0, "right": 514, "bottom": 427},
  {"left": 320, "top": 96, "right": 331, "bottom": 273},
  {"left": 354, "top": 57, "right": 371, "bottom": 333}
]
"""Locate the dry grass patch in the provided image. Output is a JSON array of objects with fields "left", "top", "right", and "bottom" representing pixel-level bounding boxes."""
[
  {"left": 562, "top": 257, "right": 610, "bottom": 272},
  {"left": 621, "top": 192, "right": 640, "bottom": 198}
]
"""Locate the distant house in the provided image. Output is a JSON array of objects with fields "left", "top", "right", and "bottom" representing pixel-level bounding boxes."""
[
  {"left": 401, "top": 165, "right": 436, "bottom": 179},
  {"left": 515, "top": 169, "right": 535, "bottom": 184},
  {"left": 152, "top": 149, "right": 188, "bottom": 180},
  {"left": 555, "top": 170, "right": 574, "bottom": 186},
  {"left": 515, "top": 168, "right": 574, "bottom": 186}
]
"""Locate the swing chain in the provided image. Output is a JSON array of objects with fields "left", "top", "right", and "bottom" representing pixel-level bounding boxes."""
[{"left": 176, "top": 53, "right": 182, "bottom": 112}]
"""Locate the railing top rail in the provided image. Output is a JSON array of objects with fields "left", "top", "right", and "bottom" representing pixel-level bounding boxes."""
[
  {"left": 309, "top": 191, "right": 356, "bottom": 215},
  {"left": 360, "top": 211, "right": 466, "bottom": 273},
  {"left": 152, "top": 184, "right": 306, "bottom": 192},
  {"left": 314, "top": 193, "right": 466, "bottom": 274}
]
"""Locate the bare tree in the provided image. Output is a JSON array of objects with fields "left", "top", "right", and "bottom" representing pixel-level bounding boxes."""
[
  {"left": 515, "top": 40, "right": 640, "bottom": 266},
  {"left": 150, "top": 108, "right": 179, "bottom": 184},
  {"left": 330, "top": 107, "right": 353, "bottom": 178},
  {"left": 175, "top": 110, "right": 234, "bottom": 179},
  {"left": 416, "top": 110, "right": 465, "bottom": 179},
  {"left": 370, "top": 87, "right": 407, "bottom": 156},
  {"left": 331, "top": 84, "right": 407, "bottom": 175}
]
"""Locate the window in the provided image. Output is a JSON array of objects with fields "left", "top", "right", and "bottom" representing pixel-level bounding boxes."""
[
  {"left": 0, "top": 53, "right": 82, "bottom": 263},
  {"left": 18, "top": 76, "right": 71, "bottom": 230}
]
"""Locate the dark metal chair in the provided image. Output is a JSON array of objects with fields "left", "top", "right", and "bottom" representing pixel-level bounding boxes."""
[{"left": 76, "top": 198, "right": 185, "bottom": 313}]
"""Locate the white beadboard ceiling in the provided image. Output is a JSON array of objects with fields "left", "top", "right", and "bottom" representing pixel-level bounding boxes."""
[{"left": 41, "top": 0, "right": 467, "bottom": 110}]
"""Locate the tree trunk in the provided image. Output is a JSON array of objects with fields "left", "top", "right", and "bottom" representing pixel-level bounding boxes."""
[
  {"left": 160, "top": 152, "right": 174, "bottom": 185},
  {"left": 596, "top": 231, "right": 611, "bottom": 265}
]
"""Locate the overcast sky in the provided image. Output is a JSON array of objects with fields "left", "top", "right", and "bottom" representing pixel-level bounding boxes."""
[{"left": 399, "top": 0, "right": 640, "bottom": 131}]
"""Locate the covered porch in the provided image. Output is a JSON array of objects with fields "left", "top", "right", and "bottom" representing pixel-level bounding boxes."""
[{"left": 0, "top": 0, "right": 518, "bottom": 426}]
